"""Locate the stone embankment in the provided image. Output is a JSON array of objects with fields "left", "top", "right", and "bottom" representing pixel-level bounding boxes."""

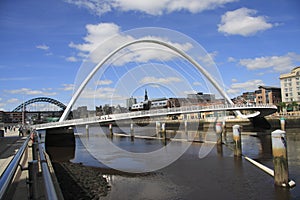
[{"left": 52, "top": 162, "right": 110, "bottom": 200}]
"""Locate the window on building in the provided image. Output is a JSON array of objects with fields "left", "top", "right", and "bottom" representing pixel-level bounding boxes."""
[
  {"left": 285, "top": 93, "right": 289, "bottom": 97},
  {"left": 284, "top": 83, "right": 287, "bottom": 87},
  {"left": 289, "top": 88, "right": 292, "bottom": 91},
  {"left": 288, "top": 78, "right": 292, "bottom": 81},
  {"left": 296, "top": 77, "right": 299, "bottom": 80},
  {"left": 285, "top": 88, "right": 288, "bottom": 92}
]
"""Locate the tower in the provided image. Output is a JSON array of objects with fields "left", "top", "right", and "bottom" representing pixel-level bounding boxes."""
[{"left": 144, "top": 89, "right": 148, "bottom": 101}]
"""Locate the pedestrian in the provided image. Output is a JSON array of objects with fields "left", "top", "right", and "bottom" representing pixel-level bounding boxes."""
[{"left": 19, "top": 126, "right": 23, "bottom": 136}]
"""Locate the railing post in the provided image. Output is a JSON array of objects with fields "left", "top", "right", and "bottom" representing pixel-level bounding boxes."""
[
  {"left": 32, "top": 133, "right": 39, "bottom": 161},
  {"left": 232, "top": 125, "right": 242, "bottom": 157},
  {"left": 28, "top": 160, "right": 39, "bottom": 200}
]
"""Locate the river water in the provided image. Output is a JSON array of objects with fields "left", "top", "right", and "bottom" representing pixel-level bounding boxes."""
[{"left": 51, "top": 125, "right": 300, "bottom": 200}]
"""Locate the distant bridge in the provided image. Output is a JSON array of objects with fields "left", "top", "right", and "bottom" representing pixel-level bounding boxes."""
[
  {"left": 32, "top": 104, "right": 277, "bottom": 130},
  {"left": 12, "top": 97, "right": 66, "bottom": 112}
]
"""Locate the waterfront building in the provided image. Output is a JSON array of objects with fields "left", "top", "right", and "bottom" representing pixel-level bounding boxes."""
[
  {"left": 187, "top": 92, "right": 216, "bottom": 103},
  {"left": 280, "top": 66, "right": 300, "bottom": 103},
  {"left": 255, "top": 86, "right": 281, "bottom": 104},
  {"left": 126, "top": 97, "right": 137, "bottom": 110}
]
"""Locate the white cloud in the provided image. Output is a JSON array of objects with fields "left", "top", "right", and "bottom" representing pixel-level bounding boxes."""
[
  {"left": 218, "top": 7, "right": 273, "bottom": 36},
  {"left": 66, "top": 56, "right": 79, "bottom": 62},
  {"left": 193, "top": 81, "right": 202, "bottom": 86},
  {"left": 140, "top": 76, "right": 182, "bottom": 85},
  {"left": 61, "top": 84, "right": 75, "bottom": 91},
  {"left": 239, "top": 52, "right": 300, "bottom": 72},
  {"left": 80, "top": 87, "right": 124, "bottom": 100},
  {"left": 4, "top": 88, "right": 56, "bottom": 96},
  {"left": 65, "top": 0, "right": 237, "bottom": 16},
  {"left": 7, "top": 98, "right": 19, "bottom": 103},
  {"left": 198, "top": 51, "right": 218, "bottom": 66},
  {"left": 227, "top": 79, "right": 264, "bottom": 95},
  {"left": 69, "top": 22, "right": 193, "bottom": 65},
  {"left": 36, "top": 44, "right": 50, "bottom": 50},
  {"left": 227, "top": 57, "right": 236, "bottom": 62},
  {"left": 95, "top": 79, "right": 113, "bottom": 85}
]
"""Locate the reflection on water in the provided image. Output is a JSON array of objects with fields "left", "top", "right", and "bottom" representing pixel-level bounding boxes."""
[{"left": 49, "top": 126, "right": 300, "bottom": 200}]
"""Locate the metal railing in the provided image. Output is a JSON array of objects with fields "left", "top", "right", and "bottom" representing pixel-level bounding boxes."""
[
  {"left": 0, "top": 136, "right": 30, "bottom": 199},
  {"left": 0, "top": 133, "right": 61, "bottom": 200},
  {"left": 34, "top": 132, "right": 59, "bottom": 200}
]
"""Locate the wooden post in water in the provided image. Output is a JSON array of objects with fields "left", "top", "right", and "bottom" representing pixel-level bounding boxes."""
[
  {"left": 162, "top": 123, "right": 167, "bottom": 145},
  {"left": 86, "top": 124, "right": 89, "bottom": 138},
  {"left": 185, "top": 120, "right": 189, "bottom": 141},
  {"left": 271, "top": 130, "right": 290, "bottom": 187},
  {"left": 222, "top": 121, "right": 227, "bottom": 143},
  {"left": 280, "top": 117, "right": 285, "bottom": 131},
  {"left": 156, "top": 121, "right": 160, "bottom": 137},
  {"left": 109, "top": 124, "right": 113, "bottom": 137},
  {"left": 130, "top": 123, "right": 134, "bottom": 141},
  {"left": 215, "top": 122, "right": 222, "bottom": 145},
  {"left": 232, "top": 125, "right": 242, "bottom": 157}
]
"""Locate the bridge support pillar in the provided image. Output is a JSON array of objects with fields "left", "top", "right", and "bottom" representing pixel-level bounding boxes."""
[
  {"left": 215, "top": 122, "right": 222, "bottom": 145},
  {"left": 232, "top": 125, "right": 242, "bottom": 157},
  {"left": 271, "top": 130, "right": 293, "bottom": 187},
  {"left": 28, "top": 160, "right": 39, "bottom": 200},
  {"left": 130, "top": 123, "right": 134, "bottom": 141}
]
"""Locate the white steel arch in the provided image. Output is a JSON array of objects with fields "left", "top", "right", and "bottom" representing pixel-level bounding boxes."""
[{"left": 60, "top": 39, "right": 239, "bottom": 122}]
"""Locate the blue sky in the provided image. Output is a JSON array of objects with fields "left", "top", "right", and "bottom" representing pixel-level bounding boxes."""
[{"left": 1, "top": 0, "right": 300, "bottom": 111}]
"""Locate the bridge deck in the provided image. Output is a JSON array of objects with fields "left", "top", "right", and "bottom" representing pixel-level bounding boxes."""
[{"left": 33, "top": 104, "right": 277, "bottom": 130}]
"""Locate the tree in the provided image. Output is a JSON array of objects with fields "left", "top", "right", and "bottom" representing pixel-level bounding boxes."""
[
  {"left": 278, "top": 102, "right": 286, "bottom": 113},
  {"left": 291, "top": 101, "right": 299, "bottom": 111}
]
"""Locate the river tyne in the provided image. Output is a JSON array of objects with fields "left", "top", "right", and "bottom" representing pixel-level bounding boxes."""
[{"left": 47, "top": 125, "right": 300, "bottom": 200}]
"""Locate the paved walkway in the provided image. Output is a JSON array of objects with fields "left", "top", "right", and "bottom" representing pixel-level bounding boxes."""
[{"left": 0, "top": 129, "right": 31, "bottom": 200}]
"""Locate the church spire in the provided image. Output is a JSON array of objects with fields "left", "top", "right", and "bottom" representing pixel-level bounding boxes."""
[{"left": 144, "top": 89, "right": 148, "bottom": 101}]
